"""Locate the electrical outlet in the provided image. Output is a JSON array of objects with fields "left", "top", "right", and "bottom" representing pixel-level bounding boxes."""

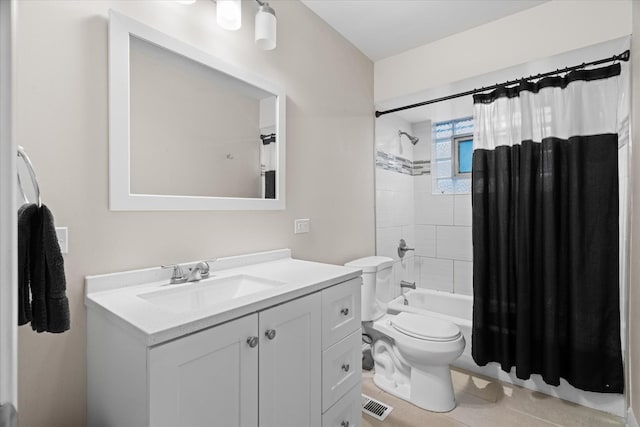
[
  {"left": 55, "top": 227, "right": 68, "bottom": 254},
  {"left": 294, "top": 219, "right": 310, "bottom": 234}
]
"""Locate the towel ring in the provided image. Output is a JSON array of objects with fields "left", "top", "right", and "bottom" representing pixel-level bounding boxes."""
[{"left": 17, "top": 145, "right": 42, "bottom": 207}]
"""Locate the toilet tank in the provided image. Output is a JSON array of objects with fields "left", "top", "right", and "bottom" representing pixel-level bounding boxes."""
[{"left": 345, "top": 256, "right": 394, "bottom": 321}]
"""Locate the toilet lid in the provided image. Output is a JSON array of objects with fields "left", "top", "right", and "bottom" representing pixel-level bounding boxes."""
[{"left": 390, "top": 312, "right": 461, "bottom": 342}]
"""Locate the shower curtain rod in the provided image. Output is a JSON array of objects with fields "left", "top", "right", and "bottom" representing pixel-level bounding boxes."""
[{"left": 374, "top": 49, "right": 630, "bottom": 118}]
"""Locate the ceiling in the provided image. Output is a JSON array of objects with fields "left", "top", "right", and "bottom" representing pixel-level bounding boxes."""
[{"left": 301, "top": 0, "right": 548, "bottom": 61}]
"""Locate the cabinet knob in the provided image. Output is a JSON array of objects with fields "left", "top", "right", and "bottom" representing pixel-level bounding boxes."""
[
  {"left": 265, "top": 329, "right": 276, "bottom": 340},
  {"left": 340, "top": 308, "right": 349, "bottom": 316},
  {"left": 341, "top": 421, "right": 350, "bottom": 427},
  {"left": 341, "top": 363, "right": 350, "bottom": 372},
  {"left": 246, "top": 336, "right": 259, "bottom": 348}
]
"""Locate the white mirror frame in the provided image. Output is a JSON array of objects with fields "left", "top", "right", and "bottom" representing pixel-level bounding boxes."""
[{"left": 109, "top": 10, "right": 286, "bottom": 211}]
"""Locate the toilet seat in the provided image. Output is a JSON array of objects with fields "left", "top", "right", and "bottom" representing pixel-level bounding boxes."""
[{"left": 390, "top": 312, "right": 461, "bottom": 342}]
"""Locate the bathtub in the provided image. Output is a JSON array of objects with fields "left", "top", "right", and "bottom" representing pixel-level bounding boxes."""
[{"left": 386, "top": 288, "right": 625, "bottom": 417}]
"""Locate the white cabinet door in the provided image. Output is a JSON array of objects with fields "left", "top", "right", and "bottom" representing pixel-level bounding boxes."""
[
  {"left": 149, "top": 314, "right": 259, "bottom": 427},
  {"left": 259, "top": 293, "right": 322, "bottom": 427}
]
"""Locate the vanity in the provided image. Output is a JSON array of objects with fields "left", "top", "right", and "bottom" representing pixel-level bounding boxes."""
[{"left": 85, "top": 250, "right": 363, "bottom": 427}]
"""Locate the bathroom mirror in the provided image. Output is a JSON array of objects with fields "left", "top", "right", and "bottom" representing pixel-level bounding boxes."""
[{"left": 109, "top": 10, "right": 286, "bottom": 210}]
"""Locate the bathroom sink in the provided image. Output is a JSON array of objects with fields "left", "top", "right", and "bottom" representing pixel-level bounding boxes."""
[{"left": 138, "top": 274, "right": 286, "bottom": 313}]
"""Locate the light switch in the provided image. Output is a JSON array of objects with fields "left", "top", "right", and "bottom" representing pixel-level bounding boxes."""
[
  {"left": 294, "top": 219, "right": 310, "bottom": 234},
  {"left": 55, "top": 227, "right": 68, "bottom": 254}
]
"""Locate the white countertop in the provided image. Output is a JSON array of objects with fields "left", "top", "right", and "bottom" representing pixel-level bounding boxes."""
[{"left": 85, "top": 250, "right": 362, "bottom": 346}]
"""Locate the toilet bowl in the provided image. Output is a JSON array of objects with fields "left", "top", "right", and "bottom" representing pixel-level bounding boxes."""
[
  {"left": 346, "top": 256, "right": 465, "bottom": 412},
  {"left": 370, "top": 313, "right": 465, "bottom": 412}
]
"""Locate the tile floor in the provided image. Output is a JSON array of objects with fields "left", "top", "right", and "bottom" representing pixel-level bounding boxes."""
[{"left": 361, "top": 368, "right": 624, "bottom": 427}]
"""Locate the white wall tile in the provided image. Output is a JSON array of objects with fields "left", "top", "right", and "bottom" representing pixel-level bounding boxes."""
[
  {"left": 398, "top": 189, "right": 415, "bottom": 226},
  {"left": 376, "top": 226, "right": 402, "bottom": 261},
  {"left": 415, "top": 192, "right": 454, "bottom": 225},
  {"left": 384, "top": 169, "right": 400, "bottom": 191},
  {"left": 399, "top": 170, "right": 414, "bottom": 186},
  {"left": 411, "top": 120, "right": 431, "bottom": 161},
  {"left": 454, "top": 260, "right": 473, "bottom": 296},
  {"left": 415, "top": 225, "right": 436, "bottom": 257},
  {"left": 417, "top": 256, "right": 453, "bottom": 292},
  {"left": 454, "top": 195, "right": 472, "bottom": 226},
  {"left": 375, "top": 190, "right": 393, "bottom": 228},
  {"left": 401, "top": 225, "right": 415, "bottom": 247},
  {"left": 387, "top": 191, "right": 401, "bottom": 226},
  {"left": 413, "top": 174, "right": 432, "bottom": 193},
  {"left": 375, "top": 168, "right": 396, "bottom": 191},
  {"left": 436, "top": 226, "right": 472, "bottom": 261}
]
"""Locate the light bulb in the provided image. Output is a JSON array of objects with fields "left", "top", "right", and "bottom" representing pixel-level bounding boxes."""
[{"left": 217, "top": 0, "right": 242, "bottom": 31}]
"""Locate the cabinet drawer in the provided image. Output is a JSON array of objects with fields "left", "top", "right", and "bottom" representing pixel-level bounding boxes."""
[
  {"left": 322, "top": 329, "right": 362, "bottom": 412},
  {"left": 322, "top": 384, "right": 361, "bottom": 427},
  {"left": 322, "top": 278, "right": 361, "bottom": 349}
]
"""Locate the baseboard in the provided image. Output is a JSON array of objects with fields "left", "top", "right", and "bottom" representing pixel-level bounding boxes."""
[{"left": 628, "top": 408, "right": 639, "bottom": 427}]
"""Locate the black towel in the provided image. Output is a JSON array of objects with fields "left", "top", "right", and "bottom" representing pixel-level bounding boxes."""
[
  {"left": 17, "top": 203, "right": 70, "bottom": 333},
  {"left": 29, "top": 204, "right": 46, "bottom": 331},
  {"left": 17, "top": 203, "right": 38, "bottom": 325},
  {"left": 41, "top": 205, "right": 69, "bottom": 333}
]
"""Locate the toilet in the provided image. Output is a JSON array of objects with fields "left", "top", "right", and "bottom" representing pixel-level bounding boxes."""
[{"left": 345, "top": 256, "right": 465, "bottom": 412}]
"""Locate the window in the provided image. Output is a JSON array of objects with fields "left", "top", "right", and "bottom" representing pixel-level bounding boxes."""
[
  {"left": 432, "top": 117, "right": 473, "bottom": 194},
  {"left": 453, "top": 134, "right": 473, "bottom": 177}
]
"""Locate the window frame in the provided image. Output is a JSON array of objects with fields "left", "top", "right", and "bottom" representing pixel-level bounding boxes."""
[{"left": 452, "top": 133, "right": 473, "bottom": 178}]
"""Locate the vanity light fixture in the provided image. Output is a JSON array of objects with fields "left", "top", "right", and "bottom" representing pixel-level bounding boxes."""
[
  {"left": 210, "top": 0, "right": 277, "bottom": 50},
  {"left": 216, "top": 0, "right": 242, "bottom": 31},
  {"left": 255, "top": 0, "right": 276, "bottom": 50}
]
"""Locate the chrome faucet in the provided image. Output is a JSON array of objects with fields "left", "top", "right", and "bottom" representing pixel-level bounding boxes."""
[
  {"left": 397, "top": 239, "right": 415, "bottom": 258},
  {"left": 161, "top": 259, "right": 216, "bottom": 284},
  {"left": 400, "top": 280, "right": 416, "bottom": 290},
  {"left": 185, "top": 260, "right": 214, "bottom": 282},
  {"left": 400, "top": 280, "right": 415, "bottom": 306}
]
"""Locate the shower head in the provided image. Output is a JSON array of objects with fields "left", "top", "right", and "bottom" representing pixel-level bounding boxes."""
[{"left": 399, "top": 130, "right": 419, "bottom": 145}]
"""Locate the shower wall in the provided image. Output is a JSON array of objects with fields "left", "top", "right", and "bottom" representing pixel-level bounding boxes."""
[
  {"left": 375, "top": 115, "right": 473, "bottom": 298},
  {"left": 413, "top": 120, "right": 473, "bottom": 296},
  {"left": 375, "top": 112, "right": 474, "bottom": 300},
  {"left": 374, "top": 114, "right": 415, "bottom": 303}
]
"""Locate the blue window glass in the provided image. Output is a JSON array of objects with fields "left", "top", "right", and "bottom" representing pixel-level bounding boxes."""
[
  {"left": 458, "top": 138, "right": 473, "bottom": 174},
  {"left": 432, "top": 117, "right": 473, "bottom": 195}
]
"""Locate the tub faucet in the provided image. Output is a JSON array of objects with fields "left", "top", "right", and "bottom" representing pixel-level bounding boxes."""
[
  {"left": 400, "top": 280, "right": 415, "bottom": 305},
  {"left": 400, "top": 280, "right": 416, "bottom": 290}
]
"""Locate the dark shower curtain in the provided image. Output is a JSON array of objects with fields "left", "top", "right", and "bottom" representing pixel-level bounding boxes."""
[{"left": 471, "top": 63, "right": 624, "bottom": 393}]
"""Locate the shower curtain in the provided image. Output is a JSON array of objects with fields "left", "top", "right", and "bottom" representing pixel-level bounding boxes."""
[{"left": 471, "top": 63, "right": 624, "bottom": 393}]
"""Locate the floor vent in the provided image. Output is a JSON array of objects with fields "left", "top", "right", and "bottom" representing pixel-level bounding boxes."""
[{"left": 362, "top": 394, "right": 393, "bottom": 421}]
